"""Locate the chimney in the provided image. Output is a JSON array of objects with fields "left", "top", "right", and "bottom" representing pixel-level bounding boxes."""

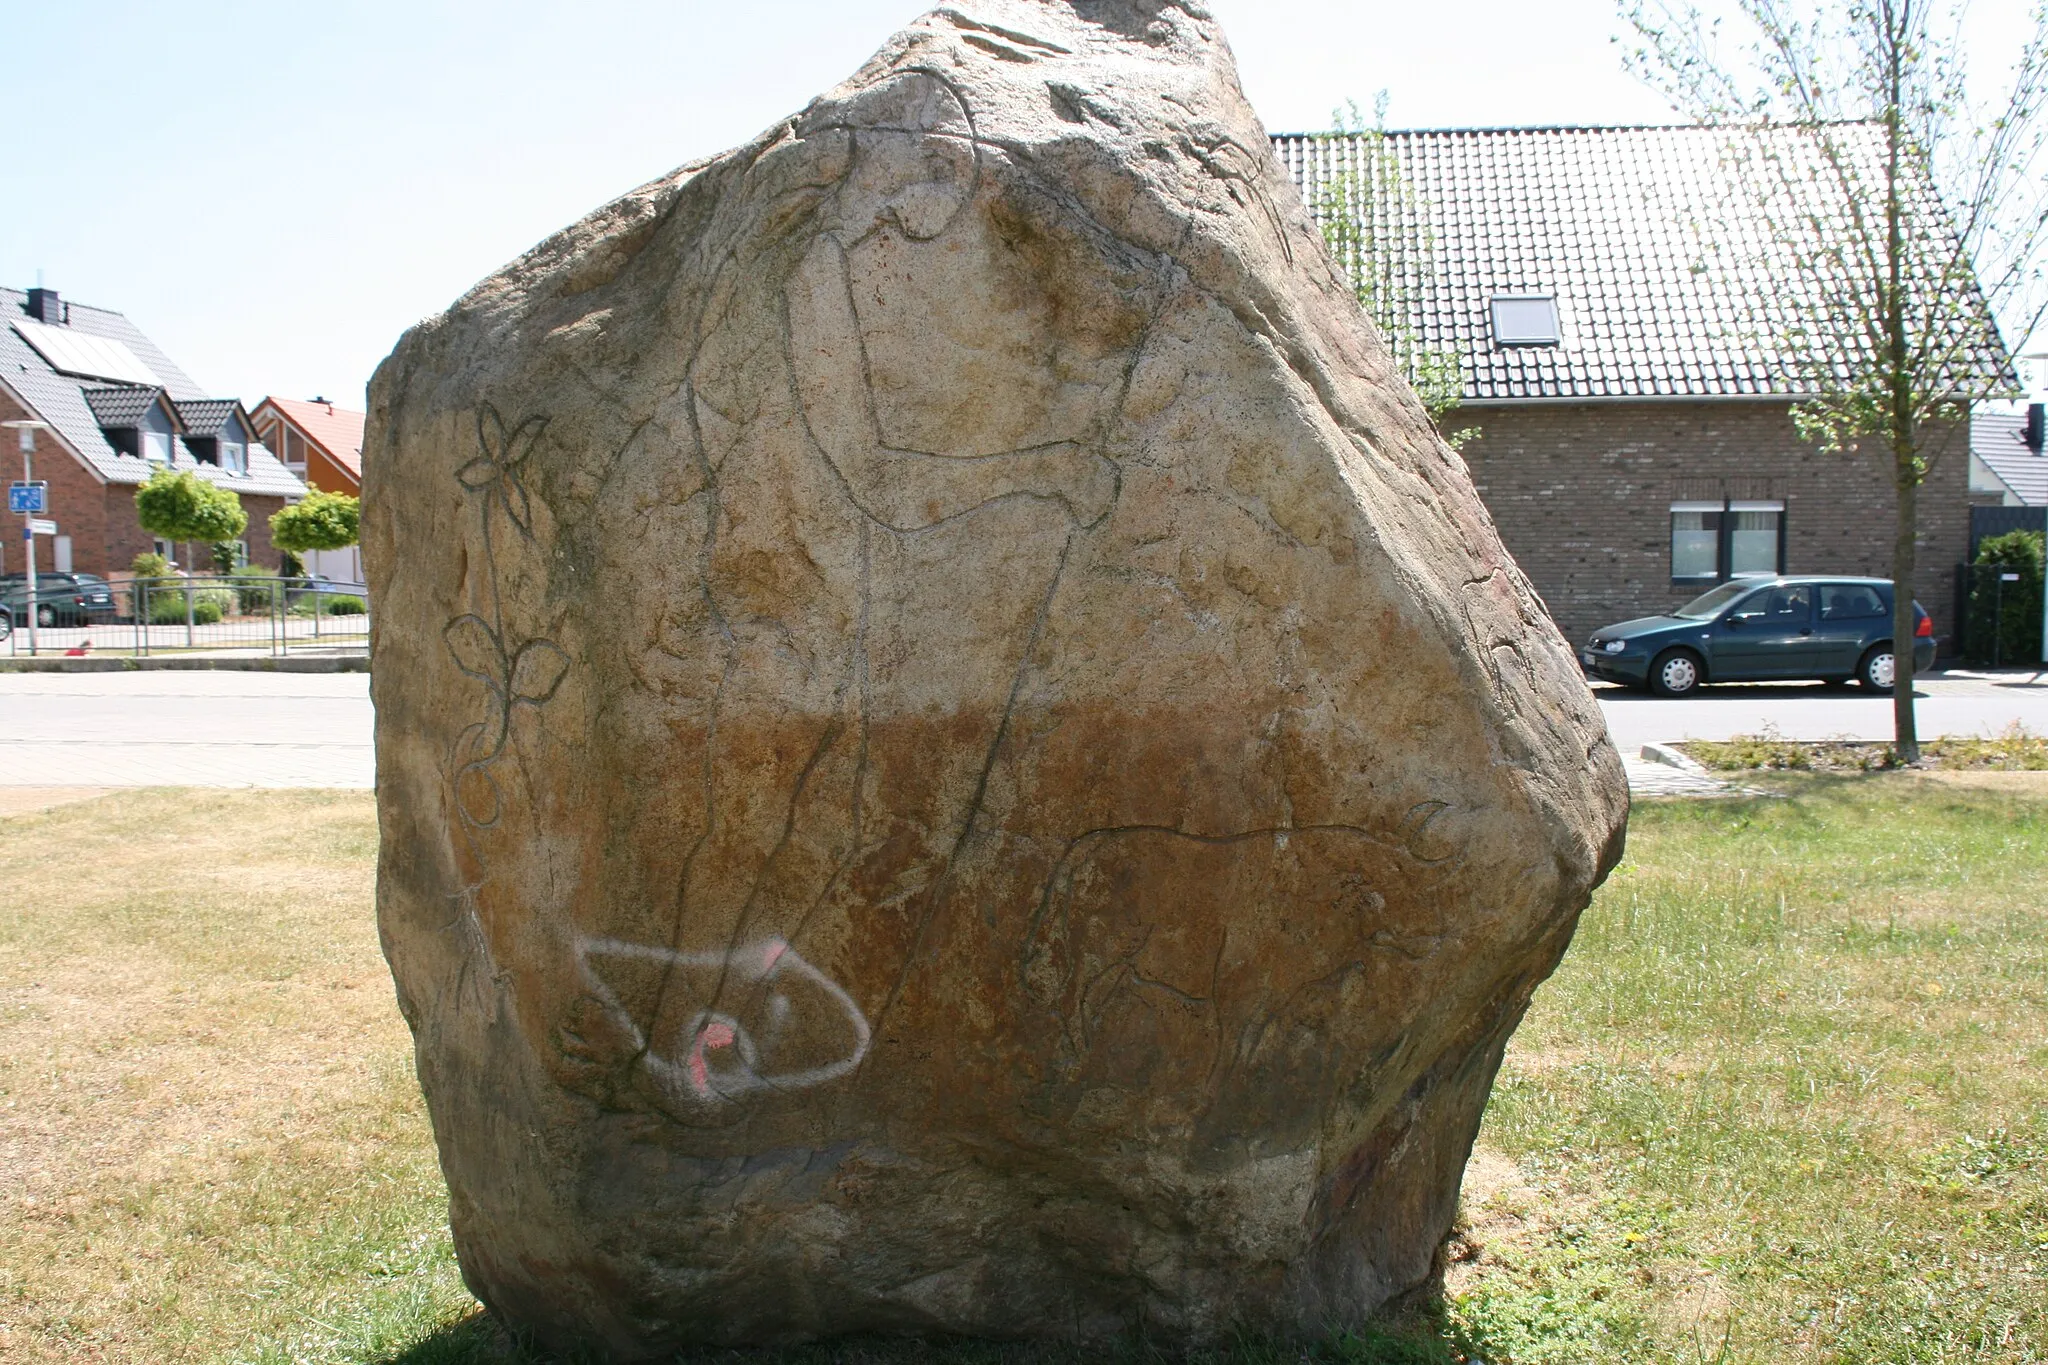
[
  {"left": 2027, "top": 402, "right": 2045, "bottom": 453},
  {"left": 25, "top": 287, "right": 62, "bottom": 325}
]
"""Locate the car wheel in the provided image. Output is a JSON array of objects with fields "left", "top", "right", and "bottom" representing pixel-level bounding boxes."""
[
  {"left": 35, "top": 603, "right": 58, "bottom": 628},
  {"left": 0, "top": 612, "right": 10, "bottom": 640},
  {"left": 1858, "top": 644, "right": 1896, "bottom": 692},
  {"left": 1650, "top": 648, "right": 1704, "bottom": 697}
]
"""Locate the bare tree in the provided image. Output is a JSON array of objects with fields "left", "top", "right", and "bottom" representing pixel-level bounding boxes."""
[
  {"left": 1621, "top": 0, "right": 2048, "bottom": 760},
  {"left": 1312, "top": 96, "right": 1476, "bottom": 447}
]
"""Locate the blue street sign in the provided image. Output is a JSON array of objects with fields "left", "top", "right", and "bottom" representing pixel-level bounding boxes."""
[{"left": 8, "top": 481, "right": 46, "bottom": 515}]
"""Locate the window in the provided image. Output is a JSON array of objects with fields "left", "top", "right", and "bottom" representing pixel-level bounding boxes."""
[
  {"left": 1674, "top": 580, "right": 1754, "bottom": 619},
  {"left": 1490, "top": 295, "right": 1561, "bottom": 347},
  {"left": 1670, "top": 502, "right": 1723, "bottom": 581},
  {"left": 1671, "top": 499, "right": 1785, "bottom": 583},
  {"left": 142, "top": 430, "right": 170, "bottom": 465},
  {"left": 222, "top": 441, "right": 245, "bottom": 474},
  {"left": 1820, "top": 583, "right": 1886, "bottom": 621},
  {"left": 1744, "top": 583, "right": 1812, "bottom": 620},
  {"left": 1728, "top": 501, "right": 1783, "bottom": 578}
]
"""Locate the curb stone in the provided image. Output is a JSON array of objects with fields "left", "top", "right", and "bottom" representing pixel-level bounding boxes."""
[{"left": 1640, "top": 741, "right": 1708, "bottom": 773}]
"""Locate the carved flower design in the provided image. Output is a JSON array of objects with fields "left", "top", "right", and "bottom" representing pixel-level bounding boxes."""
[
  {"left": 445, "top": 401, "right": 567, "bottom": 834},
  {"left": 444, "top": 615, "right": 571, "bottom": 712},
  {"left": 455, "top": 404, "right": 548, "bottom": 539}
]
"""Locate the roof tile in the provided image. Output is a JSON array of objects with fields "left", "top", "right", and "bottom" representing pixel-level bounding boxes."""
[{"left": 1271, "top": 124, "right": 2011, "bottom": 404}]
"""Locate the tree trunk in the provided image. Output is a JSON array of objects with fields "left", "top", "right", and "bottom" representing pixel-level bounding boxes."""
[
  {"left": 1881, "top": 53, "right": 1920, "bottom": 766},
  {"left": 182, "top": 540, "right": 196, "bottom": 649},
  {"left": 1892, "top": 459, "right": 1920, "bottom": 763}
]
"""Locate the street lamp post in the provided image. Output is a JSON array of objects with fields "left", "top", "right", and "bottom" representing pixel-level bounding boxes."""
[{"left": 2, "top": 420, "right": 50, "bottom": 657}]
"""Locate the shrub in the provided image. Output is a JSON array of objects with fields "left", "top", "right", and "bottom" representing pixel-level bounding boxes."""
[
  {"left": 145, "top": 587, "right": 230, "bottom": 626},
  {"left": 287, "top": 592, "right": 369, "bottom": 618},
  {"left": 230, "top": 564, "right": 278, "bottom": 614},
  {"left": 128, "top": 553, "right": 172, "bottom": 618},
  {"left": 1963, "top": 529, "right": 2044, "bottom": 664}
]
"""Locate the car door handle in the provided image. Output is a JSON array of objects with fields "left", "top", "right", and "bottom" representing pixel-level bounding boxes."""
[{"left": 1800, "top": 629, "right": 1812, "bottom": 636}]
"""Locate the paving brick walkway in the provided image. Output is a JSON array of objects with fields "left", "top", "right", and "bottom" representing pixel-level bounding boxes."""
[{"left": 1621, "top": 754, "right": 1748, "bottom": 798}]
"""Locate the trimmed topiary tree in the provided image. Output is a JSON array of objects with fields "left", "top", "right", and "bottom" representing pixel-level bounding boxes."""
[
  {"left": 133, "top": 469, "right": 246, "bottom": 639},
  {"left": 134, "top": 468, "right": 248, "bottom": 555},
  {"left": 270, "top": 490, "right": 360, "bottom": 557}
]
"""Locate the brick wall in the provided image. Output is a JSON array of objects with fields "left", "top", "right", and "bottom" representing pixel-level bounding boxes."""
[
  {"left": 106, "top": 489, "right": 290, "bottom": 573},
  {"left": 0, "top": 387, "right": 112, "bottom": 579},
  {"left": 1456, "top": 400, "right": 1970, "bottom": 645},
  {"left": 241, "top": 494, "right": 287, "bottom": 570}
]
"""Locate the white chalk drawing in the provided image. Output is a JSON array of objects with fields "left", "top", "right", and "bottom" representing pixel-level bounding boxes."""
[{"left": 576, "top": 936, "right": 871, "bottom": 1105}]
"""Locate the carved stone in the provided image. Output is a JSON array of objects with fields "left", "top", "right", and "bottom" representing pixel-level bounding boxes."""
[{"left": 362, "top": 0, "right": 1628, "bottom": 1353}]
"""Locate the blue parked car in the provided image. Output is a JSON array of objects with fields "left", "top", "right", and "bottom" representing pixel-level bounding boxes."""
[{"left": 1582, "top": 577, "right": 1937, "bottom": 696}]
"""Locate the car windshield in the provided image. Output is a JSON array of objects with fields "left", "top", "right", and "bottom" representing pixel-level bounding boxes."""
[{"left": 1672, "top": 581, "right": 1758, "bottom": 620}]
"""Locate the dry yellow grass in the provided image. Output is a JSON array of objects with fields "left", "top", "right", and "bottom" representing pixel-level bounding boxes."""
[{"left": 0, "top": 789, "right": 469, "bottom": 1364}]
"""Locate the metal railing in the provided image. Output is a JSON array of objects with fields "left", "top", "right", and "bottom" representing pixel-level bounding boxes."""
[{"left": 1, "top": 575, "right": 369, "bottom": 658}]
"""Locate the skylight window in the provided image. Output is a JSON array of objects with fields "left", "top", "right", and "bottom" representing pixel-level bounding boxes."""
[
  {"left": 1490, "top": 295, "right": 1562, "bottom": 348},
  {"left": 11, "top": 318, "right": 161, "bottom": 386}
]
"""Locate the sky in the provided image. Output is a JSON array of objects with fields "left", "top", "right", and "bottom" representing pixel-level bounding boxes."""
[{"left": 1, "top": 0, "right": 2037, "bottom": 410}]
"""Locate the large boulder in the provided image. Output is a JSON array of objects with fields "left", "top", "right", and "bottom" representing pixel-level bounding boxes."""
[{"left": 363, "top": 0, "right": 1628, "bottom": 1352}]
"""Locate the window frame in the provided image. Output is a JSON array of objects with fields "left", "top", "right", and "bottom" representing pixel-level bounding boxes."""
[
  {"left": 1489, "top": 294, "right": 1562, "bottom": 347},
  {"left": 1670, "top": 497, "right": 1787, "bottom": 586}
]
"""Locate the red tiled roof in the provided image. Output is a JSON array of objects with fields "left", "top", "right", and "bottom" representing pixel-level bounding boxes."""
[{"left": 257, "top": 396, "right": 365, "bottom": 480}]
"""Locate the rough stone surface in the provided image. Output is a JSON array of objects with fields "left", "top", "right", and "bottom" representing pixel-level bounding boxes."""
[{"left": 362, "top": 1, "right": 1629, "bottom": 1352}]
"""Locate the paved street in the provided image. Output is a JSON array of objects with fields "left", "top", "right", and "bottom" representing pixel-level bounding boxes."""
[
  {"left": 1595, "top": 669, "right": 2048, "bottom": 752},
  {"left": 2, "top": 667, "right": 2044, "bottom": 792},
  {"left": 0, "top": 671, "right": 374, "bottom": 788}
]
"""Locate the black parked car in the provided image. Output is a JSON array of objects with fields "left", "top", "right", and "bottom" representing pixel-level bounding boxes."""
[
  {"left": 0, "top": 572, "right": 119, "bottom": 628},
  {"left": 1582, "top": 576, "right": 1938, "bottom": 696}
]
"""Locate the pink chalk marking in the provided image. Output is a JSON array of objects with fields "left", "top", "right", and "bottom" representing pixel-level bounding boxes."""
[
  {"left": 687, "top": 1021, "right": 739, "bottom": 1096},
  {"left": 761, "top": 939, "right": 789, "bottom": 972}
]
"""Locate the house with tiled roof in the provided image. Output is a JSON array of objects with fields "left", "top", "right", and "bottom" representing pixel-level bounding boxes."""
[
  {"left": 249, "top": 395, "right": 365, "bottom": 582},
  {"left": 1273, "top": 123, "right": 2005, "bottom": 645},
  {"left": 1, "top": 286, "right": 307, "bottom": 579},
  {"left": 250, "top": 395, "right": 363, "bottom": 496},
  {"left": 1970, "top": 407, "right": 2048, "bottom": 508}
]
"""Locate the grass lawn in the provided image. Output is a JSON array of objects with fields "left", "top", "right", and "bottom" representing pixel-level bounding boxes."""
[{"left": 1, "top": 777, "right": 2043, "bottom": 1363}]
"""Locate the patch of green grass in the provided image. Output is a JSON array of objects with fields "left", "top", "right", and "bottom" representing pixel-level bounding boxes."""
[
  {"left": 1460, "top": 774, "right": 2048, "bottom": 1362},
  {"left": 7, "top": 779, "right": 2046, "bottom": 1363}
]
